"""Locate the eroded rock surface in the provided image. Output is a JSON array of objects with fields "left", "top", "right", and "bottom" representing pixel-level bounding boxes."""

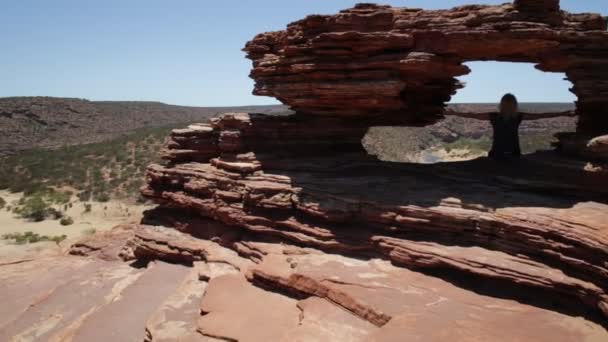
[
  {"left": 243, "top": 0, "right": 608, "bottom": 136},
  {"left": 136, "top": 108, "right": 608, "bottom": 338},
  {"left": 2, "top": 215, "right": 607, "bottom": 341}
]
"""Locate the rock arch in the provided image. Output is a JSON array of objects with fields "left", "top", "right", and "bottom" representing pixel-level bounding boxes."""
[
  {"left": 138, "top": 0, "right": 608, "bottom": 333},
  {"left": 244, "top": 0, "right": 608, "bottom": 135}
]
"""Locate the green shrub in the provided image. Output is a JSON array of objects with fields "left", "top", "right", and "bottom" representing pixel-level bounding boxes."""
[
  {"left": 51, "top": 235, "right": 68, "bottom": 244},
  {"left": 94, "top": 192, "right": 110, "bottom": 203},
  {"left": 17, "top": 196, "right": 50, "bottom": 222},
  {"left": 46, "top": 190, "right": 72, "bottom": 204},
  {"left": 47, "top": 208, "right": 64, "bottom": 220},
  {"left": 13, "top": 193, "right": 65, "bottom": 221},
  {"left": 136, "top": 195, "right": 148, "bottom": 204},
  {"left": 0, "top": 124, "right": 180, "bottom": 202},
  {"left": 1, "top": 231, "right": 67, "bottom": 245},
  {"left": 0, "top": 197, "right": 5, "bottom": 209},
  {"left": 60, "top": 217, "right": 74, "bottom": 226},
  {"left": 22, "top": 184, "right": 45, "bottom": 196},
  {"left": 84, "top": 203, "right": 92, "bottom": 213},
  {"left": 78, "top": 190, "right": 91, "bottom": 202}
]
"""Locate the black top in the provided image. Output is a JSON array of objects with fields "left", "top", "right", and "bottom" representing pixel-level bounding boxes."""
[{"left": 489, "top": 112, "right": 523, "bottom": 158}]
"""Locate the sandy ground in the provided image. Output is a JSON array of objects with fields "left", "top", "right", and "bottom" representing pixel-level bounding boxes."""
[{"left": 0, "top": 190, "right": 153, "bottom": 259}]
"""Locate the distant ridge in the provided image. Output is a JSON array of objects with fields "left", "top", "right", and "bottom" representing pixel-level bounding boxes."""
[
  {"left": 0, "top": 97, "right": 290, "bottom": 155},
  {"left": 0, "top": 96, "right": 574, "bottom": 155}
]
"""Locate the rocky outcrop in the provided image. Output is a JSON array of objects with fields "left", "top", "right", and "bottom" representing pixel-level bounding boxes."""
[
  {"left": 6, "top": 1, "right": 600, "bottom": 340},
  {"left": 555, "top": 133, "right": 608, "bottom": 162},
  {"left": 25, "top": 223, "right": 608, "bottom": 341},
  {"left": 244, "top": 1, "right": 608, "bottom": 136},
  {"left": 128, "top": 1, "right": 608, "bottom": 339},
  {"left": 69, "top": 224, "right": 136, "bottom": 261},
  {"left": 140, "top": 110, "right": 608, "bottom": 330},
  {"left": 3, "top": 221, "right": 608, "bottom": 341}
]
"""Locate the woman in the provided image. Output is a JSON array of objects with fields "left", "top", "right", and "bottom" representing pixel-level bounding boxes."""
[{"left": 489, "top": 93, "right": 523, "bottom": 160}]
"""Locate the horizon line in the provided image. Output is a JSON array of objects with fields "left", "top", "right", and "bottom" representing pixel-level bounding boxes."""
[{"left": 0, "top": 95, "right": 576, "bottom": 108}]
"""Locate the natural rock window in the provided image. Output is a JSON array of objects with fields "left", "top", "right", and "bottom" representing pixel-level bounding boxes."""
[
  {"left": 136, "top": 1, "right": 608, "bottom": 337},
  {"left": 453, "top": 61, "right": 575, "bottom": 104},
  {"left": 364, "top": 61, "right": 577, "bottom": 163}
]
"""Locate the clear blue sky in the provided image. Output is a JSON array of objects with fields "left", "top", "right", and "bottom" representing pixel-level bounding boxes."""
[{"left": 0, "top": 1, "right": 605, "bottom": 106}]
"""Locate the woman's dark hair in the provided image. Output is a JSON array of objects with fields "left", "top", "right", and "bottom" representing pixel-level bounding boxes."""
[
  {"left": 499, "top": 93, "right": 519, "bottom": 114},
  {"left": 501, "top": 93, "right": 518, "bottom": 105}
]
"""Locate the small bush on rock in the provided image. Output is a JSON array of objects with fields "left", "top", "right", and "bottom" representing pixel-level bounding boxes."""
[{"left": 60, "top": 217, "right": 74, "bottom": 226}]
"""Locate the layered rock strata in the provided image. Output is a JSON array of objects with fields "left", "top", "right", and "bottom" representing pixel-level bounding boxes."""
[
  {"left": 142, "top": 112, "right": 608, "bottom": 328},
  {"left": 3, "top": 1, "right": 608, "bottom": 341},
  {"left": 244, "top": 1, "right": 608, "bottom": 135},
  {"left": 135, "top": 0, "right": 608, "bottom": 339},
  {"left": 6, "top": 223, "right": 606, "bottom": 341}
]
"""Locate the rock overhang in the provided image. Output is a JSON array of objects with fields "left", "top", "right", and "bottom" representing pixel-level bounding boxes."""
[
  {"left": 132, "top": 1, "right": 608, "bottom": 336},
  {"left": 243, "top": 0, "right": 608, "bottom": 134}
]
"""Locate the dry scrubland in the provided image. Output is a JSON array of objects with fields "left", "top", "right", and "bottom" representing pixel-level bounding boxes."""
[{"left": 0, "top": 125, "right": 172, "bottom": 248}]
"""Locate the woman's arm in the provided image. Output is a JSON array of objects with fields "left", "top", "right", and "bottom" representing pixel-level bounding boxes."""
[{"left": 519, "top": 110, "right": 576, "bottom": 120}]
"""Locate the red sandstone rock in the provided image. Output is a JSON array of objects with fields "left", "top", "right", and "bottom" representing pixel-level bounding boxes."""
[
  {"left": 556, "top": 132, "right": 608, "bottom": 162},
  {"left": 198, "top": 244, "right": 608, "bottom": 341},
  {"left": 588, "top": 135, "right": 608, "bottom": 159},
  {"left": 69, "top": 224, "right": 136, "bottom": 261},
  {"left": 141, "top": 110, "right": 608, "bottom": 329},
  {"left": 0, "top": 256, "right": 195, "bottom": 341},
  {"left": 244, "top": 1, "right": 608, "bottom": 135},
  {"left": 5, "top": 219, "right": 608, "bottom": 340},
  {"left": 6, "top": 1, "right": 608, "bottom": 341}
]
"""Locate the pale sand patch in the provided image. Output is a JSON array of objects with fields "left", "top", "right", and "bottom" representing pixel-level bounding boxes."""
[
  {"left": 416, "top": 147, "right": 486, "bottom": 163},
  {"left": 0, "top": 190, "right": 153, "bottom": 258}
]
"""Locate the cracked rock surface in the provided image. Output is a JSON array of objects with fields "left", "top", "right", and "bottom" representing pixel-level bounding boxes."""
[{"left": 4, "top": 223, "right": 606, "bottom": 341}]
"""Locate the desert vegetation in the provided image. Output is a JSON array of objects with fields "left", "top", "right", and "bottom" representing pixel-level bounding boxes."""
[
  {"left": 0, "top": 96, "right": 289, "bottom": 155},
  {"left": 364, "top": 115, "right": 574, "bottom": 162},
  {"left": 60, "top": 216, "right": 74, "bottom": 226},
  {"left": 0, "top": 124, "right": 179, "bottom": 225},
  {"left": 0, "top": 124, "right": 177, "bottom": 204},
  {"left": 1, "top": 231, "right": 67, "bottom": 245}
]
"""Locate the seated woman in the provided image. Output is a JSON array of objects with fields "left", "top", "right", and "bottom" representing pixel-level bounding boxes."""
[{"left": 488, "top": 93, "right": 523, "bottom": 160}]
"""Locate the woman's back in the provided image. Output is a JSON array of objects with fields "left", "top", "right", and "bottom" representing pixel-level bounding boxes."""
[{"left": 489, "top": 94, "right": 523, "bottom": 159}]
